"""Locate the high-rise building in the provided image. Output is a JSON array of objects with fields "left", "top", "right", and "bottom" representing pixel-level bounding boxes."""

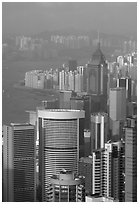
[
  {"left": 90, "top": 112, "right": 108, "bottom": 151},
  {"left": 41, "top": 98, "right": 59, "bottom": 109},
  {"left": 87, "top": 42, "right": 108, "bottom": 112},
  {"left": 79, "top": 140, "right": 124, "bottom": 201},
  {"left": 78, "top": 156, "right": 93, "bottom": 195},
  {"left": 59, "top": 70, "right": 65, "bottom": 90},
  {"left": 127, "top": 101, "right": 137, "bottom": 117},
  {"left": 37, "top": 109, "right": 85, "bottom": 201},
  {"left": 125, "top": 116, "right": 137, "bottom": 202},
  {"left": 110, "top": 120, "right": 125, "bottom": 142},
  {"left": 109, "top": 87, "right": 126, "bottom": 121},
  {"left": 87, "top": 42, "right": 107, "bottom": 96},
  {"left": 111, "top": 141, "right": 125, "bottom": 202},
  {"left": 25, "top": 70, "right": 45, "bottom": 89},
  {"left": 68, "top": 59, "right": 77, "bottom": 72},
  {"left": 3, "top": 123, "right": 36, "bottom": 202},
  {"left": 117, "top": 77, "right": 132, "bottom": 101},
  {"left": 59, "top": 90, "right": 73, "bottom": 109},
  {"left": 48, "top": 170, "right": 85, "bottom": 202},
  {"left": 101, "top": 143, "right": 112, "bottom": 198},
  {"left": 68, "top": 71, "right": 75, "bottom": 91},
  {"left": 70, "top": 95, "right": 91, "bottom": 130},
  {"left": 74, "top": 71, "right": 82, "bottom": 92}
]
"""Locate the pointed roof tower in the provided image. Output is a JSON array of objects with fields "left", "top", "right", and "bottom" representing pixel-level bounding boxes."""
[{"left": 91, "top": 31, "right": 106, "bottom": 65}]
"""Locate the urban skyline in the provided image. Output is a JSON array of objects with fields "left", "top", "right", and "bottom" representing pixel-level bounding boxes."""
[{"left": 2, "top": 2, "right": 137, "bottom": 202}]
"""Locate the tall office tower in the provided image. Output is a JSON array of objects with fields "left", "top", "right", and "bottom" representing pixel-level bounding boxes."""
[
  {"left": 75, "top": 71, "right": 82, "bottom": 92},
  {"left": 109, "top": 88, "right": 126, "bottom": 121},
  {"left": 64, "top": 71, "right": 69, "bottom": 90},
  {"left": 117, "top": 77, "right": 132, "bottom": 101},
  {"left": 79, "top": 141, "right": 124, "bottom": 200},
  {"left": 70, "top": 95, "right": 91, "bottom": 130},
  {"left": 78, "top": 156, "right": 93, "bottom": 195},
  {"left": 87, "top": 147, "right": 112, "bottom": 198},
  {"left": 3, "top": 123, "right": 36, "bottom": 202},
  {"left": 59, "top": 70, "right": 65, "bottom": 90},
  {"left": 109, "top": 88, "right": 126, "bottom": 141},
  {"left": 48, "top": 170, "right": 85, "bottom": 202},
  {"left": 59, "top": 90, "right": 73, "bottom": 109},
  {"left": 68, "top": 59, "right": 77, "bottom": 71},
  {"left": 84, "top": 130, "right": 91, "bottom": 156},
  {"left": 125, "top": 117, "right": 137, "bottom": 202},
  {"left": 37, "top": 109, "right": 85, "bottom": 201},
  {"left": 68, "top": 71, "right": 75, "bottom": 91},
  {"left": 111, "top": 141, "right": 125, "bottom": 202},
  {"left": 90, "top": 112, "right": 108, "bottom": 151},
  {"left": 87, "top": 42, "right": 108, "bottom": 112},
  {"left": 127, "top": 101, "right": 137, "bottom": 117},
  {"left": 92, "top": 150, "right": 101, "bottom": 195},
  {"left": 93, "top": 141, "right": 124, "bottom": 201},
  {"left": 101, "top": 143, "right": 112, "bottom": 198}
]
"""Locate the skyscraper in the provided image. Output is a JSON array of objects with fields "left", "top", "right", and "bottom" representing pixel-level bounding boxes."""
[
  {"left": 59, "top": 90, "right": 73, "bottom": 109},
  {"left": 37, "top": 109, "right": 85, "bottom": 201},
  {"left": 117, "top": 77, "right": 132, "bottom": 101},
  {"left": 109, "top": 87, "right": 126, "bottom": 141},
  {"left": 87, "top": 42, "right": 107, "bottom": 96},
  {"left": 3, "top": 123, "right": 36, "bottom": 202},
  {"left": 111, "top": 141, "right": 125, "bottom": 201},
  {"left": 70, "top": 95, "right": 91, "bottom": 130},
  {"left": 125, "top": 116, "right": 137, "bottom": 202},
  {"left": 87, "top": 42, "right": 108, "bottom": 112},
  {"left": 78, "top": 156, "right": 93, "bottom": 195},
  {"left": 90, "top": 112, "right": 108, "bottom": 151},
  {"left": 68, "top": 59, "right": 77, "bottom": 72},
  {"left": 79, "top": 141, "right": 124, "bottom": 201},
  {"left": 49, "top": 170, "right": 85, "bottom": 202},
  {"left": 109, "top": 88, "right": 126, "bottom": 121}
]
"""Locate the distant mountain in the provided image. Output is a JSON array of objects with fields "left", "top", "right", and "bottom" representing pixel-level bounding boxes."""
[{"left": 33, "top": 29, "right": 134, "bottom": 41}]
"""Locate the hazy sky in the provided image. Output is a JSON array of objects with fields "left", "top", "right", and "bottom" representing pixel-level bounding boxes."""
[{"left": 2, "top": 2, "right": 137, "bottom": 37}]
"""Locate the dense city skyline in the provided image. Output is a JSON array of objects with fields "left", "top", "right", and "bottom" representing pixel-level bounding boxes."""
[{"left": 2, "top": 2, "right": 137, "bottom": 202}]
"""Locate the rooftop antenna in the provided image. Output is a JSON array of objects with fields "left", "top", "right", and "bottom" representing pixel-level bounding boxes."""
[{"left": 97, "top": 29, "right": 100, "bottom": 49}]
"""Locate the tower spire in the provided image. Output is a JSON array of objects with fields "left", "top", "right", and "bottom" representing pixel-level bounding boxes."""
[{"left": 97, "top": 30, "right": 100, "bottom": 49}]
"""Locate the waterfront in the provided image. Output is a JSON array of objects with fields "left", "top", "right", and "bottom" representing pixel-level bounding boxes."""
[
  {"left": 2, "top": 60, "right": 62, "bottom": 124},
  {"left": 2, "top": 58, "right": 87, "bottom": 124}
]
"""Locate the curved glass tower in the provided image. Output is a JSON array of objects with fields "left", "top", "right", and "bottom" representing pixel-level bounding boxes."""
[{"left": 37, "top": 109, "right": 85, "bottom": 201}]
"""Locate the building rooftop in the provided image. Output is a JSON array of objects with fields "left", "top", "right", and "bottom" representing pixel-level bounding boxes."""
[
  {"left": 10, "top": 123, "right": 32, "bottom": 126},
  {"left": 37, "top": 109, "right": 83, "bottom": 112},
  {"left": 91, "top": 112, "right": 108, "bottom": 117},
  {"left": 90, "top": 42, "right": 106, "bottom": 65}
]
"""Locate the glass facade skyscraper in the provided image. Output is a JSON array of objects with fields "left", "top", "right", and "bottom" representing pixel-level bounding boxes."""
[
  {"left": 37, "top": 109, "right": 85, "bottom": 201},
  {"left": 3, "top": 123, "right": 36, "bottom": 202}
]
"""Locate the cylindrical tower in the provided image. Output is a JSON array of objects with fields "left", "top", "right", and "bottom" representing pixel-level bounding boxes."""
[
  {"left": 90, "top": 112, "right": 108, "bottom": 151},
  {"left": 49, "top": 170, "right": 85, "bottom": 202},
  {"left": 37, "top": 109, "right": 85, "bottom": 201}
]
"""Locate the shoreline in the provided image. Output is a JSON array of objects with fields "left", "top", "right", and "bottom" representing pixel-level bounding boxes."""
[{"left": 13, "top": 81, "right": 60, "bottom": 94}]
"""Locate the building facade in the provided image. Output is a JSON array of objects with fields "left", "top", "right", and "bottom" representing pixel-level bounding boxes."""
[
  {"left": 109, "top": 87, "right": 126, "bottom": 121},
  {"left": 87, "top": 42, "right": 108, "bottom": 112},
  {"left": 49, "top": 170, "right": 85, "bottom": 202},
  {"left": 125, "top": 117, "right": 137, "bottom": 202},
  {"left": 37, "top": 109, "right": 85, "bottom": 201},
  {"left": 3, "top": 123, "right": 36, "bottom": 202},
  {"left": 116, "top": 77, "right": 132, "bottom": 101},
  {"left": 78, "top": 156, "right": 93, "bottom": 195},
  {"left": 90, "top": 112, "right": 108, "bottom": 151}
]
